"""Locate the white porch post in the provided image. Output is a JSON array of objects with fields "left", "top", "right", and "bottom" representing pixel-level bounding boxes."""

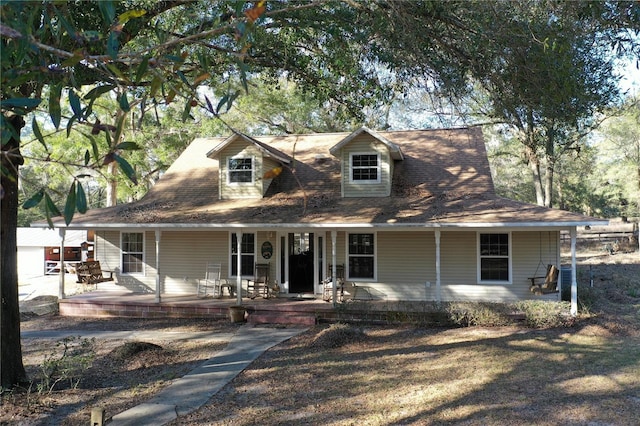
[
  {"left": 155, "top": 230, "right": 161, "bottom": 303},
  {"left": 435, "top": 229, "right": 441, "bottom": 303},
  {"left": 570, "top": 227, "right": 578, "bottom": 316},
  {"left": 58, "top": 228, "right": 66, "bottom": 299},
  {"left": 331, "top": 230, "right": 337, "bottom": 307},
  {"left": 236, "top": 231, "right": 243, "bottom": 305}
]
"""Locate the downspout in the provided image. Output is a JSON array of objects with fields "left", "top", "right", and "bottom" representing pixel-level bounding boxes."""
[
  {"left": 58, "top": 228, "right": 66, "bottom": 299},
  {"left": 435, "top": 229, "right": 441, "bottom": 303},
  {"left": 155, "top": 230, "right": 161, "bottom": 303},
  {"left": 570, "top": 227, "right": 578, "bottom": 316},
  {"left": 331, "top": 230, "right": 337, "bottom": 308},
  {"left": 236, "top": 231, "right": 243, "bottom": 305}
]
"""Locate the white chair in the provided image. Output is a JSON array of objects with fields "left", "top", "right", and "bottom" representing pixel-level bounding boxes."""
[{"left": 198, "top": 263, "right": 222, "bottom": 298}]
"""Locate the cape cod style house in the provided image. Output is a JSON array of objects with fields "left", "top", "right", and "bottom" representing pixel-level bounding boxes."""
[{"left": 41, "top": 127, "right": 607, "bottom": 314}]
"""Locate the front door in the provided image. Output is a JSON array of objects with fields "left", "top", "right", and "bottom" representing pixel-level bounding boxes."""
[{"left": 288, "top": 232, "right": 314, "bottom": 293}]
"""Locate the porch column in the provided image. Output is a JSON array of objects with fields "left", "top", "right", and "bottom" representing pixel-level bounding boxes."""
[
  {"left": 435, "top": 229, "right": 441, "bottom": 303},
  {"left": 236, "top": 231, "right": 243, "bottom": 305},
  {"left": 570, "top": 227, "right": 578, "bottom": 316},
  {"left": 155, "top": 230, "right": 161, "bottom": 303},
  {"left": 58, "top": 228, "right": 66, "bottom": 299},
  {"left": 331, "top": 230, "right": 337, "bottom": 307}
]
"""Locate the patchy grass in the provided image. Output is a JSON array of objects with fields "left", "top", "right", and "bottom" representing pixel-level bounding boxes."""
[{"left": 174, "top": 324, "right": 640, "bottom": 426}]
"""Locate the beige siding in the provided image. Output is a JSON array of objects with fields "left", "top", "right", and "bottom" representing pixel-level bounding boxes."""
[
  {"left": 339, "top": 134, "right": 392, "bottom": 197},
  {"left": 218, "top": 139, "right": 263, "bottom": 199},
  {"left": 159, "top": 231, "right": 229, "bottom": 294},
  {"left": 262, "top": 157, "right": 280, "bottom": 196}
]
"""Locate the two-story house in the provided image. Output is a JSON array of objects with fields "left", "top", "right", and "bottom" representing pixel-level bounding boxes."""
[{"left": 41, "top": 127, "right": 607, "bottom": 312}]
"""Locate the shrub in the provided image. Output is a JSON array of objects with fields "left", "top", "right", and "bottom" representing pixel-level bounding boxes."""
[
  {"left": 446, "top": 302, "right": 514, "bottom": 327},
  {"left": 310, "top": 323, "right": 367, "bottom": 349},
  {"left": 513, "top": 300, "right": 574, "bottom": 328},
  {"left": 39, "top": 336, "right": 96, "bottom": 393}
]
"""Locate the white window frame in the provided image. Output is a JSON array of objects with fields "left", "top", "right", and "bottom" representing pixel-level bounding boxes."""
[
  {"left": 227, "top": 156, "right": 254, "bottom": 185},
  {"left": 229, "top": 232, "right": 256, "bottom": 278},
  {"left": 349, "top": 152, "right": 381, "bottom": 184},
  {"left": 120, "top": 231, "right": 145, "bottom": 275},
  {"left": 477, "top": 232, "right": 512, "bottom": 284},
  {"left": 346, "top": 232, "right": 377, "bottom": 281}
]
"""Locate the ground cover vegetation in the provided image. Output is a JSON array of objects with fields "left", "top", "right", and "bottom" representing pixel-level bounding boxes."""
[
  {"left": 1, "top": 241, "right": 638, "bottom": 425},
  {"left": 2, "top": 0, "right": 639, "bottom": 391}
]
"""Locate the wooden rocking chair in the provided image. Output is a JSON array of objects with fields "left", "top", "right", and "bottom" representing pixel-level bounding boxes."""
[
  {"left": 247, "top": 263, "right": 272, "bottom": 299},
  {"left": 529, "top": 264, "right": 559, "bottom": 295}
]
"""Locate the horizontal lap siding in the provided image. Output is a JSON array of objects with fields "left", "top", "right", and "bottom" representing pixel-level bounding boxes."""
[
  {"left": 513, "top": 231, "right": 561, "bottom": 301},
  {"left": 160, "top": 231, "right": 228, "bottom": 294},
  {"left": 376, "top": 231, "right": 436, "bottom": 301}
]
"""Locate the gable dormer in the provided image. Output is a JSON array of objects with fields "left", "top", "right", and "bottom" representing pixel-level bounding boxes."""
[
  {"left": 330, "top": 127, "right": 403, "bottom": 198},
  {"left": 207, "top": 133, "right": 290, "bottom": 200}
]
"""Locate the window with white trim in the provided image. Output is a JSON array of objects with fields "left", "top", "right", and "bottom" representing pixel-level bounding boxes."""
[
  {"left": 121, "top": 232, "right": 144, "bottom": 274},
  {"left": 228, "top": 157, "right": 253, "bottom": 184},
  {"left": 348, "top": 233, "right": 375, "bottom": 279},
  {"left": 350, "top": 153, "right": 380, "bottom": 183},
  {"left": 231, "top": 233, "right": 255, "bottom": 276},
  {"left": 478, "top": 232, "right": 511, "bottom": 282}
]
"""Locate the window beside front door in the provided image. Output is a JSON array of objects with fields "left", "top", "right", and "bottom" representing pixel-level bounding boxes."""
[
  {"left": 121, "top": 232, "right": 144, "bottom": 274},
  {"left": 478, "top": 232, "right": 511, "bottom": 283},
  {"left": 228, "top": 157, "right": 253, "bottom": 184},
  {"left": 231, "top": 233, "right": 255, "bottom": 276},
  {"left": 350, "top": 153, "right": 380, "bottom": 183},
  {"left": 348, "top": 233, "right": 375, "bottom": 279}
]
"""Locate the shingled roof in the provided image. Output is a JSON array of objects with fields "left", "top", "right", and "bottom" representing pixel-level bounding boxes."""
[{"left": 51, "top": 127, "right": 606, "bottom": 229}]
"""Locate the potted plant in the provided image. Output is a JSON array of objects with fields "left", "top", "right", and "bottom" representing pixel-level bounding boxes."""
[{"left": 228, "top": 305, "right": 246, "bottom": 323}]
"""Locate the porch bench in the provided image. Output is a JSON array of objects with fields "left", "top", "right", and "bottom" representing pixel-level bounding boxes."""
[{"left": 76, "top": 261, "right": 114, "bottom": 286}]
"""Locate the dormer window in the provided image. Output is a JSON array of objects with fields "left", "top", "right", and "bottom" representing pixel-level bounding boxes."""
[
  {"left": 228, "top": 157, "right": 253, "bottom": 184},
  {"left": 350, "top": 153, "right": 381, "bottom": 183}
]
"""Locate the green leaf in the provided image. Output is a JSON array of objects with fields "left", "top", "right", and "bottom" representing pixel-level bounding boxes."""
[
  {"left": 69, "top": 89, "right": 82, "bottom": 118},
  {"left": 118, "top": 9, "right": 146, "bottom": 25},
  {"left": 182, "top": 100, "right": 192, "bottom": 121},
  {"left": 98, "top": 0, "right": 116, "bottom": 25},
  {"left": 22, "top": 189, "right": 44, "bottom": 209},
  {"left": 0, "top": 98, "right": 41, "bottom": 109},
  {"left": 107, "top": 31, "right": 119, "bottom": 60},
  {"left": 64, "top": 181, "right": 77, "bottom": 225},
  {"left": 85, "top": 84, "right": 115, "bottom": 101},
  {"left": 119, "top": 92, "right": 130, "bottom": 112},
  {"left": 216, "top": 95, "right": 229, "bottom": 114},
  {"left": 150, "top": 76, "right": 162, "bottom": 97},
  {"left": 116, "top": 141, "right": 141, "bottom": 150},
  {"left": 32, "top": 117, "right": 47, "bottom": 150},
  {"left": 44, "top": 192, "right": 61, "bottom": 217},
  {"left": 176, "top": 70, "right": 191, "bottom": 88},
  {"left": 135, "top": 57, "right": 149, "bottom": 83},
  {"left": 49, "top": 83, "right": 62, "bottom": 129},
  {"left": 113, "top": 153, "right": 138, "bottom": 185},
  {"left": 76, "top": 182, "right": 87, "bottom": 214},
  {"left": 84, "top": 149, "right": 90, "bottom": 166}
]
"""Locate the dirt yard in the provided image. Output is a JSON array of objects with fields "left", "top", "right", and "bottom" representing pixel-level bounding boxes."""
[{"left": 2, "top": 239, "right": 639, "bottom": 425}]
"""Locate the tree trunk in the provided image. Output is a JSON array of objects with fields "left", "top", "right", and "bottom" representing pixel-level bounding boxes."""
[
  {"left": 543, "top": 160, "right": 554, "bottom": 208},
  {"left": 525, "top": 145, "right": 545, "bottom": 206},
  {"left": 106, "top": 161, "right": 117, "bottom": 207},
  {"left": 1, "top": 114, "right": 28, "bottom": 388}
]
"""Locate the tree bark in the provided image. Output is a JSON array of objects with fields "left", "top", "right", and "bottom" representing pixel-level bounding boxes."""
[
  {"left": 1, "top": 114, "right": 28, "bottom": 388},
  {"left": 525, "top": 145, "right": 545, "bottom": 206}
]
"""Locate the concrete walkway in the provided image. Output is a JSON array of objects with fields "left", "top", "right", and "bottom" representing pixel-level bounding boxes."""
[
  {"left": 22, "top": 325, "right": 306, "bottom": 425},
  {"left": 108, "top": 326, "right": 307, "bottom": 425}
]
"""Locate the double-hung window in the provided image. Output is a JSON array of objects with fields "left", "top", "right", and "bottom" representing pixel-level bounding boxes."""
[
  {"left": 348, "top": 233, "right": 375, "bottom": 279},
  {"left": 228, "top": 157, "right": 253, "bottom": 184},
  {"left": 350, "top": 153, "right": 380, "bottom": 183},
  {"left": 478, "top": 233, "right": 511, "bottom": 283},
  {"left": 231, "top": 233, "right": 255, "bottom": 276},
  {"left": 122, "top": 232, "right": 144, "bottom": 274}
]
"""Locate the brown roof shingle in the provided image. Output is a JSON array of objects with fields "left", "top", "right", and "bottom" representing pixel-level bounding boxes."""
[{"left": 56, "top": 128, "right": 606, "bottom": 228}]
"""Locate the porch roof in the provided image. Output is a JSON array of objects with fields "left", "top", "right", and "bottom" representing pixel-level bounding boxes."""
[{"left": 35, "top": 128, "right": 608, "bottom": 230}]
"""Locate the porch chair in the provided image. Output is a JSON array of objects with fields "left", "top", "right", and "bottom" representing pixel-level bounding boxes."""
[
  {"left": 322, "top": 264, "right": 345, "bottom": 302},
  {"left": 198, "top": 263, "right": 222, "bottom": 298},
  {"left": 247, "top": 263, "right": 271, "bottom": 299},
  {"left": 529, "top": 264, "right": 559, "bottom": 295}
]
